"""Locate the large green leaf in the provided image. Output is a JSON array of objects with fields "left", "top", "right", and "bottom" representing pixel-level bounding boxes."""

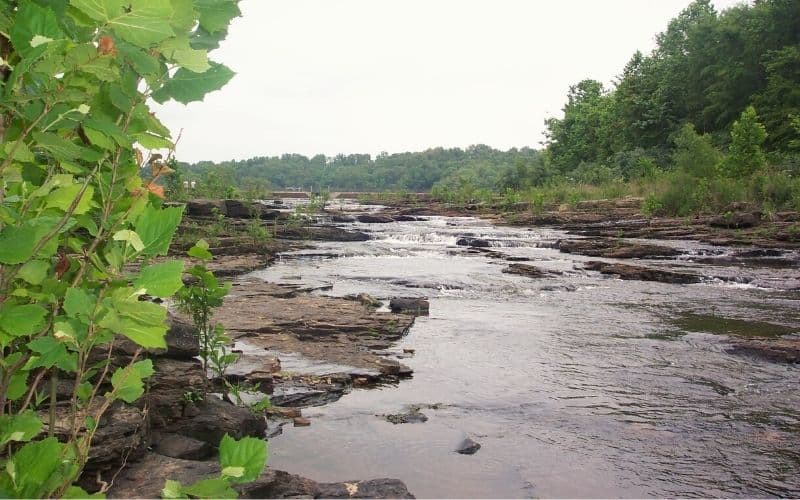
[
  {"left": 0, "top": 303, "right": 48, "bottom": 337},
  {"left": 0, "top": 437, "right": 63, "bottom": 498},
  {"left": 151, "top": 62, "right": 234, "bottom": 104},
  {"left": 0, "top": 226, "right": 37, "bottom": 265},
  {"left": 0, "top": 411, "right": 43, "bottom": 446},
  {"left": 18, "top": 260, "right": 50, "bottom": 285},
  {"left": 0, "top": 217, "right": 62, "bottom": 264},
  {"left": 108, "top": 359, "right": 154, "bottom": 403},
  {"left": 9, "top": 2, "right": 64, "bottom": 58},
  {"left": 64, "top": 288, "right": 95, "bottom": 319},
  {"left": 32, "top": 132, "right": 104, "bottom": 163},
  {"left": 28, "top": 337, "right": 78, "bottom": 371},
  {"left": 182, "top": 478, "right": 237, "bottom": 499},
  {"left": 134, "top": 260, "right": 185, "bottom": 297},
  {"left": 218, "top": 434, "right": 268, "bottom": 483},
  {"left": 46, "top": 183, "right": 95, "bottom": 214},
  {"left": 194, "top": 0, "right": 240, "bottom": 33},
  {"left": 135, "top": 205, "right": 184, "bottom": 256},
  {"left": 159, "top": 36, "right": 210, "bottom": 73},
  {"left": 71, "top": 0, "right": 175, "bottom": 48}
]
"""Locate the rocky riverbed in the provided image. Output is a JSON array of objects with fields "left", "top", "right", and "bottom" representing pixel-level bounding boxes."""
[{"left": 79, "top": 196, "right": 799, "bottom": 497}]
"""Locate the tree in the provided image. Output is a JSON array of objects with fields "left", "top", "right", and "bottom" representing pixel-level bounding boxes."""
[{"left": 721, "top": 106, "right": 767, "bottom": 177}]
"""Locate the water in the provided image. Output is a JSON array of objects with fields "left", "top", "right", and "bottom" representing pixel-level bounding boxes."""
[{"left": 247, "top": 213, "right": 800, "bottom": 498}]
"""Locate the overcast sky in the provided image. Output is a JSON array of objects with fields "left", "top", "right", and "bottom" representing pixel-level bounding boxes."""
[{"left": 154, "top": 0, "right": 745, "bottom": 163}]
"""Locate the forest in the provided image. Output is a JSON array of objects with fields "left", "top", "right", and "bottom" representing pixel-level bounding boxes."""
[{"left": 185, "top": 0, "right": 800, "bottom": 215}]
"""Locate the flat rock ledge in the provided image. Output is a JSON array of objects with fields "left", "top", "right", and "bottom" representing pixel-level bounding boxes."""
[{"left": 109, "top": 452, "right": 414, "bottom": 499}]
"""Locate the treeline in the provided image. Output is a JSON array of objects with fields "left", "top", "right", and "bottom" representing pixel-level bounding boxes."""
[
  {"left": 181, "top": 145, "right": 544, "bottom": 193},
  {"left": 542, "top": 0, "right": 798, "bottom": 181},
  {"left": 186, "top": 0, "right": 800, "bottom": 214}
]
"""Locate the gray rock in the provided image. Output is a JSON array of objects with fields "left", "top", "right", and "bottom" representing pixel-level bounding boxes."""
[
  {"left": 317, "top": 478, "right": 415, "bottom": 499},
  {"left": 151, "top": 432, "right": 212, "bottom": 460},
  {"left": 709, "top": 211, "right": 760, "bottom": 229},
  {"left": 357, "top": 214, "right": 394, "bottom": 223},
  {"left": 456, "top": 437, "right": 481, "bottom": 455},
  {"left": 164, "top": 396, "right": 267, "bottom": 445},
  {"left": 456, "top": 237, "right": 490, "bottom": 248},
  {"left": 389, "top": 297, "right": 429, "bottom": 315}
]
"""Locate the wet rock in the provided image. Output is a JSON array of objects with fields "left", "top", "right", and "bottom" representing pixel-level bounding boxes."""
[
  {"left": 389, "top": 297, "right": 430, "bottom": 315},
  {"left": 709, "top": 211, "right": 760, "bottom": 229},
  {"left": 332, "top": 214, "right": 356, "bottom": 223},
  {"left": 344, "top": 292, "right": 383, "bottom": 308},
  {"left": 279, "top": 226, "right": 370, "bottom": 242},
  {"left": 293, "top": 416, "right": 311, "bottom": 427},
  {"left": 163, "top": 396, "right": 266, "bottom": 445},
  {"left": 185, "top": 199, "right": 225, "bottom": 217},
  {"left": 502, "top": 263, "right": 560, "bottom": 279},
  {"left": 357, "top": 214, "right": 395, "bottom": 223},
  {"left": 238, "top": 469, "right": 321, "bottom": 498},
  {"left": 246, "top": 370, "right": 275, "bottom": 393},
  {"left": 557, "top": 238, "right": 681, "bottom": 259},
  {"left": 382, "top": 407, "right": 428, "bottom": 424},
  {"left": 317, "top": 478, "right": 415, "bottom": 499},
  {"left": 151, "top": 432, "right": 212, "bottom": 460},
  {"left": 393, "top": 215, "right": 418, "bottom": 222},
  {"left": 224, "top": 199, "right": 257, "bottom": 218},
  {"left": 164, "top": 313, "right": 201, "bottom": 359},
  {"left": 584, "top": 261, "right": 702, "bottom": 284},
  {"left": 146, "top": 358, "right": 208, "bottom": 427},
  {"left": 727, "top": 338, "right": 800, "bottom": 364},
  {"left": 266, "top": 407, "right": 302, "bottom": 419},
  {"left": 456, "top": 237, "right": 490, "bottom": 248},
  {"left": 456, "top": 437, "right": 481, "bottom": 455}
]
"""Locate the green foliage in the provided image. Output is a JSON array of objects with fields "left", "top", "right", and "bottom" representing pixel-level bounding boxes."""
[
  {"left": 672, "top": 123, "right": 722, "bottom": 178},
  {"left": 176, "top": 240, "right": 235, "bottom": 396},
  {"left": 161, "top": 434, "right": 267, "bottom": 499},
  {"left": 0, "top": 0, "right": 240, "bottom": 496},
  {"left": 721, "top": 106, "right": 767, "bottom": 177}
]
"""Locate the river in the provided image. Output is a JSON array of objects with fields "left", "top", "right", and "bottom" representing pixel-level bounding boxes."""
[{"left": 246, "top": 210, "right": 800, "bottom": 498}]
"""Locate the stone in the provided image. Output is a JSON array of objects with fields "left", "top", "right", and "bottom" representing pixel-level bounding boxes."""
[
  {"left": 293, "top": 416, "right": 311, "bottom": 427},
  {"left": 456, "top": 437, "right": 481, "bottom": 455},
  {"left": 557, "top": 238, "right": 681, "bottom": 259},
  {"left": 584, "top": 261, "right": 702, "bottom": 284},
  {"left": 164, "top": 313, "right": 201, "bottom": 359},
  {"left": 389, "top": 297, "right": 430, "bottom": 315},
  {"left": 185, "top": 199, "right": 225, "bottom": 217},
  {"left": 709, "top": 211, "right": 760, "bottom": 229},
  {"left": 317, "top": 478, "right": 415, "bottom": 499},
  {"left": 332, "top": 215, "right": 356, "bottom": 223},
  {"left": 163, "top": 396, "right": 266, "bottom": 445},
  {"left": 456, "top": 237, "right": 490, "bottom": 248},
  {"left": 238, "top": 469, "right": 320, "bottom": 498},
  {"left": 224, "top": 199, "right": 257, "bottom": 218},
  {"left": 146, "top": 358, "right": 208, "bottom": 427},
  {"left": 502, "top": 263, "right": 558, "bottom": 279},
  {"left": 357, "top": 214, "right": 395, "bottom": 223},
  {"left": 383, "top": 408, "right": 428, "bottom": 424},
  {"left": 151, "top": 432, "right": 212, "bottom": 460},
  {"left": 266, "top": 407, "right": 302, "bottom": 419}
]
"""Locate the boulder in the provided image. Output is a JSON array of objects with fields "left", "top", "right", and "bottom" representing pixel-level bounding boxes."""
[
  {"left": 456, "top": 237, "right": 490, "bottom": 248},
  {"left": 557, "top": 238, "right": 680, "bottom": 259},
  {"left": 332, "top": 215, "right": 356, "bottom": 223},
  {"left": 185, "top": 199, "right": 225, "bottom": 217},
  {"left": 146, "top": 358, "right": 208, "bottom": 427},
  {"left": 317, "top": 479, "right": 415, "bottom": 499},
  {"left": 502, "top": 263, "right": 559, "bottom": 279},
  {"left": 357, "top": 214, "right": 395, "bottom": 223},
  {"left": 456, "top": 437, "right": 481, "bottom": 455},
  {"left": 389, "top": 297, "right": 429, "bottom": 315},
  {"left": 164, "top": 313, "right": 201, "bottom": 359},
  {"left": 163, "top": 396, "right": 267, "bottom": 445},
  {"left": 150, "top": 432, "right": 212, "bottom": 460},
  {"left": 584, "top": 261, "right": 702, "bottom": 284},
  {"left": 709, "top": 211, "right": 760, "bottom": 229},
  {"left": 224, "top": 199, "right": 257, "bottom": 218}
]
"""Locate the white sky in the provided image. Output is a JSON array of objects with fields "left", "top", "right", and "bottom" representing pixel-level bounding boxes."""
[{"left": 155, "top": 0, "right": 746, "bottom": 163}]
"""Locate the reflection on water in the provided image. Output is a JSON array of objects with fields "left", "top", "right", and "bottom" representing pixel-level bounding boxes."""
[{"left": 247, "top": 213, "right": 800, "bottom": 498}]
